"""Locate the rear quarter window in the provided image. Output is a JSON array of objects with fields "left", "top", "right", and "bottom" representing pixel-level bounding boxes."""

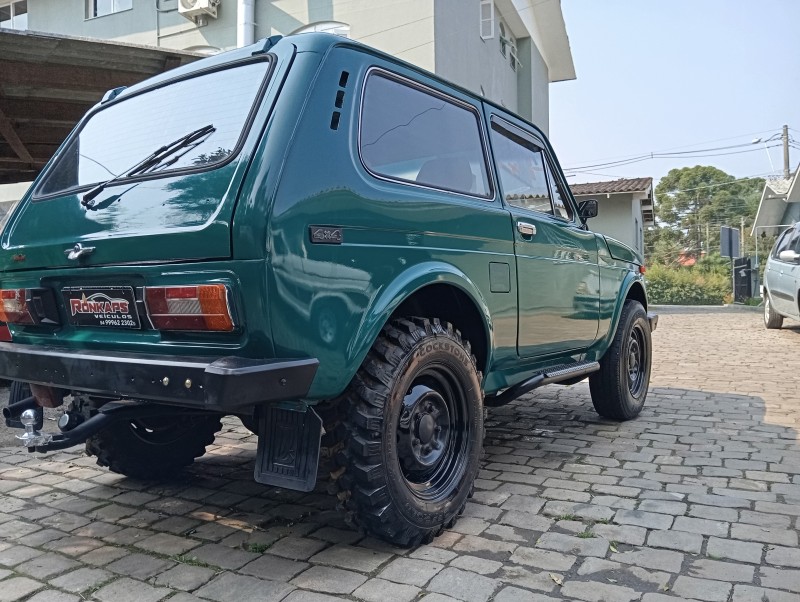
[{"left": 359, "top": 71, "right": 492, "bottom": 199}]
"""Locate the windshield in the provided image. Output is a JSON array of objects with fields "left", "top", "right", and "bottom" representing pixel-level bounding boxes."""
[{"left": 35, "top": 60, "right": 270, "bottom": 198}]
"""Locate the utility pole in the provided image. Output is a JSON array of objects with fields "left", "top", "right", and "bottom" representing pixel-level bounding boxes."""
[{"left": 783, "top": 124, "right": 790, "bottom": 179}]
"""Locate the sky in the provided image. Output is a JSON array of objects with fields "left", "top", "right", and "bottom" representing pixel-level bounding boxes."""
[{"left": 548, "top": 1, "right": 800, "bottom": 187}]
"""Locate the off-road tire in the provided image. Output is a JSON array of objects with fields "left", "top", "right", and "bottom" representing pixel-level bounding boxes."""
[
  {"left": 590, "top": 300, "right": 652, "bottom": 420},
  {"left": 5, "top": 381, "right": 42, "bottom": 430},
  {"left": 86, "top": 413, "right": 222, "bottom": 480},
  {"left": 763, "top": 294, "right": 784, "bottom": 329},
  {"left": 338, "top": 317, "right": 483, "bottom": 547}
]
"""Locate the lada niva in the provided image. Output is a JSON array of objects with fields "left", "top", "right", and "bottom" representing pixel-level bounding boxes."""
[{"left": 0, "top": 33, "right": 656, "bottom": 546}]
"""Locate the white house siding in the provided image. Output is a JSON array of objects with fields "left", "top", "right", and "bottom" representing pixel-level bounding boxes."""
[
  {"left": 575, "top": 192, "right": 641, "bottom": 254},
  {"left": 256, "top": 0, "right": 435, "bottom": 71},
  {"left": 28, "top": 0, "right": 239, "bottom": 52},
  {"left": 434, "top": 0, "right": 518, "bottom": 114},
  {"left": 21, "top": 1, "right": 571, "bottom": 127}
]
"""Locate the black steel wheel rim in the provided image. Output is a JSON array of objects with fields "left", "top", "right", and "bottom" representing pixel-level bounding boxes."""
[
  {"left": 128, "top": 416, "right": 201, "bottom": 446},
  {"left": 627, "top": 322, "right": 647, "bottom": 397},
  {"left": 397, "top": 364, "right": 470, "bottom": 502}
]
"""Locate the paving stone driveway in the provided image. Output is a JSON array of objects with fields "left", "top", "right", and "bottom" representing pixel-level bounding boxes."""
[{"left": 0, "top": 305, "right": 798, "bottom": 602}]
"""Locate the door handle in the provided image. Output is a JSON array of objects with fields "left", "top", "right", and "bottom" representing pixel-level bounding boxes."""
[{"left": 517, "top": 222, "right": 537, "bottom": 238}]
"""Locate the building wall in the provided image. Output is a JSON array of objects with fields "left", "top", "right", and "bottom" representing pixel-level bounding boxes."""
[
  {"left": 28, "top": 0, "right": 239, "bottom": 52},
  {"left": 433, "top": 0, "right": 517, "bottom": 114},
  {"left": 256, "top": 0, "right": 435, "bottom": 71},
  {"left": 575, "top": 192, "right": 643, "bottom": 254},
  {"left": 26, "top": 0, "right": 553, "bottom": 126}
]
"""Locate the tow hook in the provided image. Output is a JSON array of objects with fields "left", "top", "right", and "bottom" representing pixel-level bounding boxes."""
[{"left": 16, "top": 409, "right": 53, "bottom": 447}]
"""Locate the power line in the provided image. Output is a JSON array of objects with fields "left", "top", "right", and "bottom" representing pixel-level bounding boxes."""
[
  {"left": 564, "top": 143, "right": 783, "bottom": 171},
  {"left": 659, "top": 174, "right": 768, "bottom": 195},
  {"left": 561, "top": 127, "right": 784, "bottom": 167}
]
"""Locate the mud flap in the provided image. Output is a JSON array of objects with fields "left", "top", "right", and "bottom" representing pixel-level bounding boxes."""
[{"left": 254, "top": 401, "right": 322, "bottom": 492}]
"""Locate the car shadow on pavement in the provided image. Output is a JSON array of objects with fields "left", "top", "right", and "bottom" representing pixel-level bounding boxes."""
[{"left": 2, "top": 380, "right": 798, "bottom": 601}]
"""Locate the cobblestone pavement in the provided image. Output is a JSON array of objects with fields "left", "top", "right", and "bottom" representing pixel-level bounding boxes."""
[{"left": 1, "top": 306, "right": 799, "bottom": 602}]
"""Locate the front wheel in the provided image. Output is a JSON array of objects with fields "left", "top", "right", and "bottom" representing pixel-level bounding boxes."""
[
  {"left": 339, "top": 317, "right": 483, "bottom": 547},
  {"left": 590, "top": 300, "right": 652, "bottom": 420},
  {"left": 764, "top": 294, "right": 784, "bottom": 329}
]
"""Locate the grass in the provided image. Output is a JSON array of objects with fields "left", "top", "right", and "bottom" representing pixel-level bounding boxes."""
[
  {"left": 171, "top": 554, "right": 212, "bottom": 568},
  {"left": 577, "top": 529, "right": 595, "bottom": 539},
  {"left": 557, "top": 513, "right": 581, "bottom": 522},
  {"left": 248, "top": 542, "right": 271, "bottom": 554}
]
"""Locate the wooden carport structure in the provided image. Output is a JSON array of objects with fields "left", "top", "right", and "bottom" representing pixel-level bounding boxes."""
[{"left": 0, "top": 29, "right": 201, "bottom": 185}]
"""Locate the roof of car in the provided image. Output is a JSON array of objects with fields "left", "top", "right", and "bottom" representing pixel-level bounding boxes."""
[{"left": 114, "top": 33, "right": 550, "bottom": 140}]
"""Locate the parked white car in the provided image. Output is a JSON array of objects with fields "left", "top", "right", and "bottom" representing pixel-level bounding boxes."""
[{"left": 764, "top": 223, "right": 800, "bottom": 328}]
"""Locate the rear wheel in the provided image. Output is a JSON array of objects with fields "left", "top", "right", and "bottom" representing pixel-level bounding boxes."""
[
  {"left": 764, "top": 294, "right": 784, "bottom": 329},
  {"left": 86, "top": 412, "right": 222, "bottom": 480},
  {"left": 338, "top": 317, "right": 483, "bottom": 547},
  {"left": 590, "top": 300, "right": 652, "bottom": 420}
]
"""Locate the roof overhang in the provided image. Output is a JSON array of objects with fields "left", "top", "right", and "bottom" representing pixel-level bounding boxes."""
[
  {"left": 0, "top": 29, "right": 201, "bottom": 185},
  {"left": 498, "top": 0, "right": 576, "bottom": 82},
  {"left": 751, "top": 166, "right": 799, "bottom": 236}
]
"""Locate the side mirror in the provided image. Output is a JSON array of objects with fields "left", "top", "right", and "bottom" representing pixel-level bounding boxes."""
[
  {"left": 778, "top": 249, "right": 800, "bottom": 263},
  {"left": 578, "top": 199, "right": 598, "bottom": 221}
]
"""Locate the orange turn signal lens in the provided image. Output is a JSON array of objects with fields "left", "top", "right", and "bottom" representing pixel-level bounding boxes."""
[
  {"left": 0, "top": 289, "right": 35, "bottom": 325},
  {"left": 144, "top": 284, "right": 235, "bottom": 332}
]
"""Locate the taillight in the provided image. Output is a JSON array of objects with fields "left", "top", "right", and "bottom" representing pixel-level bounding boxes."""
[
  {"left": 144, "top": 284, "right": 235, "bottom": 332},
  {"left": 0, "top": 323, "right": 11, "bottom": 342},
  {"left": 0, "top": 289, "right": 35, "bottom": 325}
]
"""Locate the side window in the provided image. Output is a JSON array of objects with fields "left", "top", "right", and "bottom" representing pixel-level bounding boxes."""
[
  {"left": 489, "top": 121, "right": 552, "bottom": 214},
  {"left": 543, "top": 158, "right": 573, "bottom": 221},
  {"left": 359, "top": 72, "right": 492, "bottom": 198},
  {"left": 773, "top": 229, "right": 793, "bottom": 259}
]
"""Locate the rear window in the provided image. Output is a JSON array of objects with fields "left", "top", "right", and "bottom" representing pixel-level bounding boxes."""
[
  {"left": 359, "top": 71, "right": 492, "bottom": 198},
  {"left": 35, "top": 60, "right": 270, "bottom": 198}
]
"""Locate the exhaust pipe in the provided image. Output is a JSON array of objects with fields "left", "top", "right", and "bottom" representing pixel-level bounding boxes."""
[{"left": 3, "top": 395, "right": 38, "bottom": 421}]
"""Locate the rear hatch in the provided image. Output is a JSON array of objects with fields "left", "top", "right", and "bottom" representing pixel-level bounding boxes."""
[{"left": 0, "top": 49, "right": 282, "bottom": 272}]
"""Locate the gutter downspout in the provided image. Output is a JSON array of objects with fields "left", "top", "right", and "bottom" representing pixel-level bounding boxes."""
[{"left": 237, "top": 0, "right": 255, "bottom": 47}]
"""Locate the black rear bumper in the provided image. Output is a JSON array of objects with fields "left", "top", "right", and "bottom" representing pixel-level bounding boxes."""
[{"left": 0, "top": 342, "right": 318, "bottom": 411}]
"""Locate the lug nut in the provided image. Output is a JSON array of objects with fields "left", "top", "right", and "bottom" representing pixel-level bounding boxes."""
[
  {"left": 161, "top": 377, "right": 170, "bottom": 386},
  {"left": 184, "top": 378, "right": 192, "bottom": 389}
]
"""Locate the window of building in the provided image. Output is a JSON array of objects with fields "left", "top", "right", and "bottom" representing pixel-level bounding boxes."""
[
  {"left": 0, "top": 1, "right": 28, "bottom": 30},
  {"left": 87, "top": 0, "right": 132, "bottom": 19},
  {"left": 490, "top": 122, "right": 553, "bottom": 214},
  {"left": 360, "top": 71, "right": 492, "bottom": 198},
  {"left": 497, "top": 18, "right": 520, "bottom": 71},
  {"left": 480, "top": 0, "right": 494, "bottom": 39}
]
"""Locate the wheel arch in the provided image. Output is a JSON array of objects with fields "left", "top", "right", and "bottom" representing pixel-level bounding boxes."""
[
  {"left": 348, "top": 263, "right": 494, "bottom": 377},
  {"left": 596, "top": 274, "right": 649, "bottom": 354}
]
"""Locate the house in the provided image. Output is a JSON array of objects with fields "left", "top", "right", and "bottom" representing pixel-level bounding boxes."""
[
  {"left": 1, "top": 0, "right": 575, "bottom": 134},
  {"left": 0, "top": 0, "right": 576, "bottom": 205},
  {"left": 569, "top": 177, "right": 654, "bottom": 256}
]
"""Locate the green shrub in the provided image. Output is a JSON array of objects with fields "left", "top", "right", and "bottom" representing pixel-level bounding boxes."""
[{"left": 645, "top": 263, "right": 731, "bottom": 305}]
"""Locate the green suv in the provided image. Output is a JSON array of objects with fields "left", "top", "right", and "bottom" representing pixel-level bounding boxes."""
[{"left": 0, "top": 33, "right": 656, "bottom": 546}]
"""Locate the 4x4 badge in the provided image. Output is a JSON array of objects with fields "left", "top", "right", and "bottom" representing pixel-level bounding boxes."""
[
  {"left": 64, "top": 243, "right": 95, "bottom": 260},
  {"left": 309, "top": 226, "right": 343, "bottom": 245}
]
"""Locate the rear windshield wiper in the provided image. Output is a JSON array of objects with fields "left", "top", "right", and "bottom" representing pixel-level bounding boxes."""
[{"left": 81, "top": 124, "right": 216, "bottom": 208}]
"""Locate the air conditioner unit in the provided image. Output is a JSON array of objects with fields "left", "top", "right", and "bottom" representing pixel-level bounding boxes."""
[{"left": 178, "top": 0, "right": 220, "bottom": 21}]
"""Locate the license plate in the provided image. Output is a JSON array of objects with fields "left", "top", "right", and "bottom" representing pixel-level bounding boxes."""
[{"left": 62, "top": 286, "right": 141, "bottom": 329}]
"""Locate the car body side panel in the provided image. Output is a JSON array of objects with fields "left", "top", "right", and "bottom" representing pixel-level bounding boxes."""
[{"left": 265, "top": 46, "right": 518, "bottom": 399}]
